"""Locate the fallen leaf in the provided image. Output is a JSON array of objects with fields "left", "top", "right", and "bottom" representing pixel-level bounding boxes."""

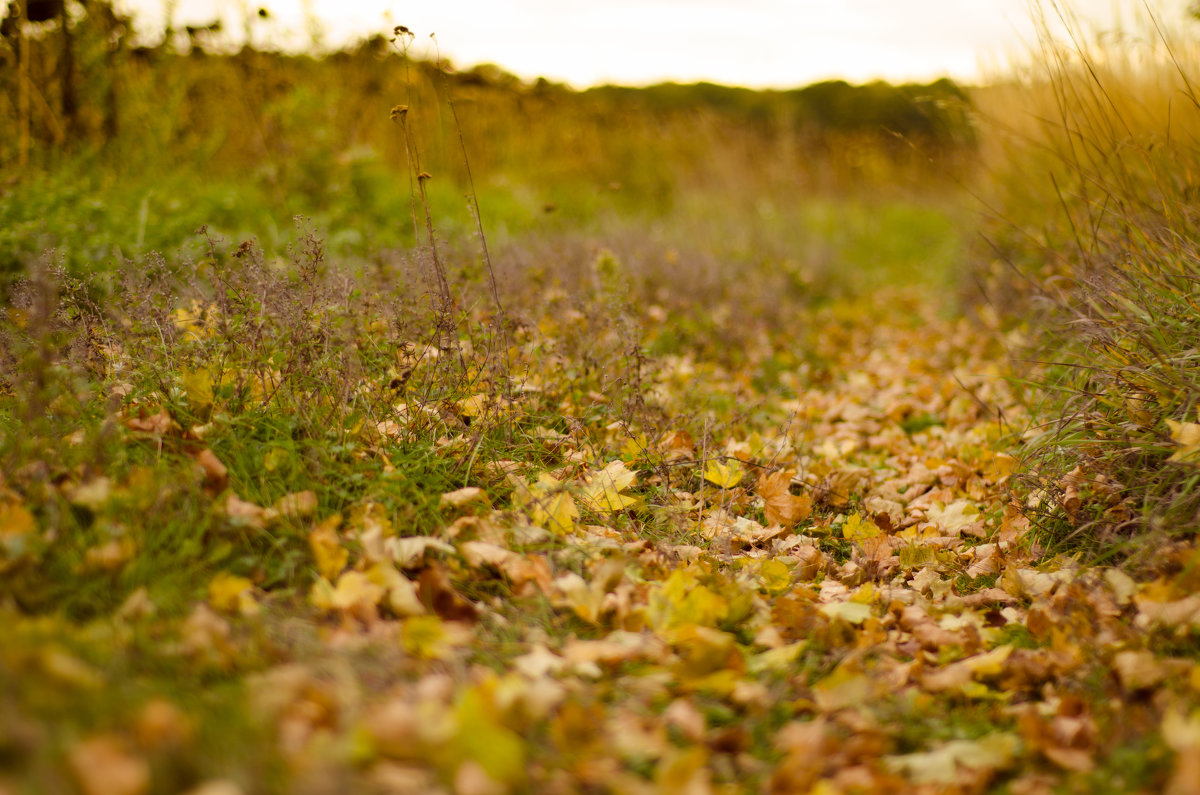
[
  {"left": 386, "top": 536, "right": 455, "bottom": 568},
  {"left": 125, "top": 411, "right": 179, "bottom": 435},
  {"left": 927, "top": 500, "right": 983, "bottom": 536},
  {"left": 513, "top": 474, "right": 578, "bottom": 534},
  {"left": 1104, "top": 568, "right": 1138, "bottom": 605},
  {"left": 579, "top": 460, "right": 640, "bottom": 513},
  {"left": 813, "top": 663, "right": 873, "bottom": 711},
  {"left": 757, "top": 470, "right": 812, "bottom": 527},
  {"left": 207, "top": 572, "right": 257, "bottom": 615},
  {"left": 440, "top": 486, "right": 490, "bottom": 511},
  {"left": 309, "top": 517, "right": 349, "bottom": 580},
  {"left": 1113, "top": 650, "right": 1167, "bottom": 690},
  {"left": 885, "top": 733, "right": 1019, "bottom": 784},
  {"left": 68, "top": 735, "right": 150, "bottom": 795},
  {"left": 757, "top": 559, "right": 793, "bottom": 595},
  {"left": 1167, "top": 419, "right": 1200, "bottom": 465},
  {"left": 195, "top": 449, "right": 228, "bottom": 489},
  {"left": 269, "top": 490, "right": 318, "bottom": 521},
  {"left": 842, "top": 513, "right": 881, "bottom": 541},
  {"left": 703, "top": 459, "right": 744, "bottom": 489},
  {"left": 818, "top": 601, "right": 872, "bottom": 625}
]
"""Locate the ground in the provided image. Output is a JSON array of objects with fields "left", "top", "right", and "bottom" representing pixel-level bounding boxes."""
[{"left": 4, "top": 241, "right": 1199, "bottom": 795}]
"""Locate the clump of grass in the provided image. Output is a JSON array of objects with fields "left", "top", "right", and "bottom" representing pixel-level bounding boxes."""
[{"left": 975, "top": 0, "right": 1200, "bottom": 564}]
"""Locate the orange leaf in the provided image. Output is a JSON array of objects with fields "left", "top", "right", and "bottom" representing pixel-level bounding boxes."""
[{"left": 757, "top": 470, "right": 812, "bottom": 527}]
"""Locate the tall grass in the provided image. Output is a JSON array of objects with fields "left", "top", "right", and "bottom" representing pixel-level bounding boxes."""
[
  {"left": 0, "top": 7, "right": 975, "bottom": 282},
  {"left": 975, "top": 1, "right": 1200, "bottom": 564}
]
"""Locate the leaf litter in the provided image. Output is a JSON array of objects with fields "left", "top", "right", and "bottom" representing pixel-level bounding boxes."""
[{"left": 3, "top": 278, "right": 1200, "bottom": 795}]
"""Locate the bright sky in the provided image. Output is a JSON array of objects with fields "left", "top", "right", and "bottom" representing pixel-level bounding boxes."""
[{"left": 97, "top": 0, "right": 1197, "bottom": 87}]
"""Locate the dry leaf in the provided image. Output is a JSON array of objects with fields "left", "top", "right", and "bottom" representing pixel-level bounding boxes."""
[
  {"left": 68, "top": 735, "right": 150, "bottom": 795},
  {"left": 757, "top": 470, "right": 812, "bottom": 527}
]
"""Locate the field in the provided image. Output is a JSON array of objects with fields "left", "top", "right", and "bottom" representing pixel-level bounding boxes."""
[{"left": 4, "top": 3, "right": 1200, "bottom": 794}]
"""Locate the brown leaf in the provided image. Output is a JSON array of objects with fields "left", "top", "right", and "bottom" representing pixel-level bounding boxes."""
[
  {"left": 822, "top": 468, "right": 871, "bottom": 508},
  {"left": 223, "top": 493, "right": 266, "bottom": 530},
  {"left": 195, "top": 449, "right": 228, "bottom": 490},
  {"left": 660, "top": 429, "right": 695, "bottom": 461},
  {"left": 68, "top": 735, "right": 150, "bottom": 795},
  {"left": 418, "top": 564, "right": 478, "bottom": 622},
  {"left": 959, "top": 588, "right": 1019, "bottom": 608},
  {"left": 757, "top": 470, "right": 813, "bottom": 527},
  {"left": 135, "top": 699, "right": 192, "bottom": 750},
  {"left": 124, "top": 410, "right": 179, "bottom": 436}
]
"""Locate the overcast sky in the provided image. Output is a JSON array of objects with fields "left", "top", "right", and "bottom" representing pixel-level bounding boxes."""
[{"left": 81, "top": 0, "right": 1196, "bottom": 86}]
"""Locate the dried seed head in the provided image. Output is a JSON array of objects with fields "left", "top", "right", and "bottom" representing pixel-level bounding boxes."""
[
  {"left": 390, "top": 104, "right": 409, "bottom": 121},
  {"left": 394, "top": 25, "right": 411, "bottom": 36},
  {"left": 417, "top": 171, "right": 432, "bottom": 181}
]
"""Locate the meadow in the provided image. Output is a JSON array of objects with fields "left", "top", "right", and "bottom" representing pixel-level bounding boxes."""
[{"left": 3, "top": 3, "right": 1200, "bottom": 793}]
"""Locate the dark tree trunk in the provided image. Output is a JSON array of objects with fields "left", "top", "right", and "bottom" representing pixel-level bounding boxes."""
[{"left": 59, "top": 0, "right": 78, "bottom": 137}]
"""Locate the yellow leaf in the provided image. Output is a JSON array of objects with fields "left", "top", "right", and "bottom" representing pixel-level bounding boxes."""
[
  {"left": 364, "top": 562, "right": 425, "bottom": 617},
  {"left": 385, "top": 535, "right": 455, "bottom": 567},
  {"left": 1104, "top": 568, "right": 1138, "bottom": 605},
  {"left": 310, "top": 577, "right": 336, "bottom": 611},
  {"left": 885, "top": 733, "right": 1019, "bottom": 784},
  {"left": 440, "top": 486, "right": 490, "bottom": 511},
  {"left": 842, "top": 513, "right": 881, "bottom": 541},
  {"left": 0, "top": 499, "right": 36, "bottom": 539},
  {"left": 757, "top": 559, "right": 792, "bottom": 595},
  {"left": 927, "top": 500, "right": 982, "bottom": 535},
  {"left": 647, "top": 567, "right": 730, "bottom": 630},
  {"left": 328, "top": 571, "right": 385, "bottom": 612},
  {"left": 457, "top": 393, "right": 490, "bottom": 419},
  {"left": 402, "top": 614, "right": 449, "bottom": 660},
  {"left": 703, "top": 459, "right": 743, "bottom": 489},
  {"left": 208, "top": 573, "right": 254, "bottom": 614},
  {"left": 181, "top": 369, "right": 214, "bottom": 412},
  {"left": 68, "top": 478, "right": 113, "bottom": 511},
  {"left": 813, "top": 664, "right": 873, "bottom": 711},
  {"left": 963, "top": 644, "right": 1013, "bottom": 677},
  {"left": 672, "top": 624, "right": 740, "bottom": 678},
  {"left": 1167, "top": 419, "right": 1200, "bottom": 465},
  {"left": 308, "top": 518, "right": 349, "bottom": 580},
  {"left": 818, "top": 601, "right": 872, "bottom": 625},
  {"left": 749, "top": 642, "right": 807, "bottom": 674},
  {"left": 515, "top": 474, "right": 578, "bottom": 534},
  {"left": 655, "top": 746, "right": 709, "bottom": 794},
  {"left": 536, "top": 490, "right": 578, "bottom": 534},
  {"left": 263, "top": 447, "right": 290, "bottom": 472},
  {"left": 983, "top": 452, "right": 1017, "bottom": 481},
  {"left": 579, "top": 460, "right": 640, "bottom": 513},
  {"left": 42, "top": 648, "right": 104, "bottom": 689},
  {"left": 269, "top": 490, "right": 318, "bottom": 521},
  {"left": 451, "top": 686, "right": 526, "bottom": 785},
  {"left": 1162, "top": 709, "right": 1200, "bottom": 750},
  {"left": 850, "top": 582, "right": 878, "bottom": 604},
  {"left": 620, "top": 433, "right": 651, "bottom": 461},
  {"left": 552, "top": 573, "right": 606, "bottom": 624},
  {"left": 172, "top": 303, "right": 205, "bottom": 339}
]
